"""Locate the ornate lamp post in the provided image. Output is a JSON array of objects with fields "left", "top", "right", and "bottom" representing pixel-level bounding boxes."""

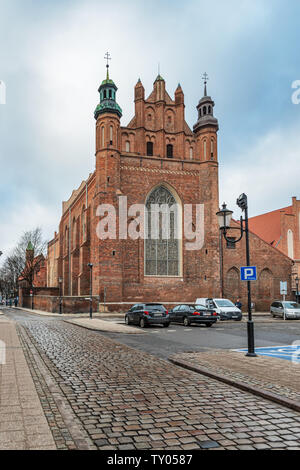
[
  {"left": 88, "top": 263, "right": 93, "bottom": 319},
  {"left": 58, "top": 277, "right": 63, "bottom": 314},
  {"left": 216, "top": 194, "right": 257, "bottom": 357}
]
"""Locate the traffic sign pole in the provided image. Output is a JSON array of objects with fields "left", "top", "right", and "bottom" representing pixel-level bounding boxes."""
[{"left": 244, "top": 204, "right": 256, "bottom": 357}]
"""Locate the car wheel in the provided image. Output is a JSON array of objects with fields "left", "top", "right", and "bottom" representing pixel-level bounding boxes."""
[
  {"left": 183, "top": 317, "right": 190, "bottom": 327},
  {"left": 205, "top": 323, "right": 213, "bottom": 327},
  {"left": 125, "top": 315, "right": 130, "bottom": 325},
  {"left": 163, "top": 322, "right": 170, "bottom": 328},
  {"left": 139, "top": 318, "right": 146, "bottom": 328}
]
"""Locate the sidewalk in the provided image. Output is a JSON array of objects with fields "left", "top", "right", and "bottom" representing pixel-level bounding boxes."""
[
  {"left": 14, "top": 306, "right": 123, "bottom": 318},
  {"left": 0, "top": 317, "right": 56, "bottom": 450},
  {"left": 170, "top": 350, "right": 300, "bottom": 413},
  {"left": 64, "top": 318, "right": 143, "bottom": 334}
]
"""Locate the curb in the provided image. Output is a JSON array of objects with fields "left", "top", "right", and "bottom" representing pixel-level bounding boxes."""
[{"left": 169, "top": 357, "right": 300, "bottom": 414}]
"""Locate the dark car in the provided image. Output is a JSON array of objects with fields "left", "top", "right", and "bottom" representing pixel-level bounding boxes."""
[
  {"left": 169, "top": 304, "right": 219, "bottom": 327},
  {"left": 125, "top": 303, "right": 170, "bottom": 328}
]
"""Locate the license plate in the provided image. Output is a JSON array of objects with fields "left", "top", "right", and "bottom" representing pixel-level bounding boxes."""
[
  {"left": 153, "top": 313, "right": 162, "bottom": 317},
  {"left": 203, "top": 313, "right": 210, "bottom": 316}
]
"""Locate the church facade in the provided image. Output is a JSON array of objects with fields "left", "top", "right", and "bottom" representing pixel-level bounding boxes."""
[{"left": 43, "top": 66, "right": 293, "bottom": 312}]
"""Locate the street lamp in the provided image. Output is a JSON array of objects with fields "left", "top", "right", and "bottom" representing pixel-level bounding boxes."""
[
  {"left": 88, "top": 263, "right": 93, "bottom": 319},
  {"left": 216, "top": 194, "right": 257, "bottom": 357},
  {"left": 58, "top": 277, "right": 63, "bottom": 314}
]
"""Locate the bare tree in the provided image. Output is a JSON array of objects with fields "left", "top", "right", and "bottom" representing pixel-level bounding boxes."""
[{"left": 0, "top": 227, "right": 48, "bottom": 297}]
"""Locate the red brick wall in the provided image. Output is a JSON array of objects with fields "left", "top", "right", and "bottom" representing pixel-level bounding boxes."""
[{"left": 222, "top": 225, "right": 293, "bottom": 311}]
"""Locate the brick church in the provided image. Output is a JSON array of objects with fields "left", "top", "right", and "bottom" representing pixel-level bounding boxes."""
[{"left": 35, "top": 62, "right": 294, "bottom": 313}]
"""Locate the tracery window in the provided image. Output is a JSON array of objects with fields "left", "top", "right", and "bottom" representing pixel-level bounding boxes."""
[{"left": 145, "top": 186, "right": 180, "bottom": 276}]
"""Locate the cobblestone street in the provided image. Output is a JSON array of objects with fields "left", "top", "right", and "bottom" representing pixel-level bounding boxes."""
[{"left": 1, "top": 310, "right": 298, "bottom": 451}]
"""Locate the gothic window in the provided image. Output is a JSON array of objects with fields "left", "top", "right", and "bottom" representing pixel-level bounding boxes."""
[
  {"left": 288, "top": 230, "right": 294, "bottom": 258},
  {"left": 167, "top": 144, "right": 173, "bottom": 158},
  {"left": 189, "top": 147, "right": 193, "bottom": 160},
  {"left": 110, "top": 126, "right": 113, "bottom": 145},
  {"left": 203, "top": 106, "right": 207, "bottom": 115},
  {"left": 125, "top": 141, "right": 130, "bottom": 152},
  {"left": 203, "top": 140, "right": 207, "bottom": 160},
  {"left": 101, "top": 126, "right": 105, "bottom": 147},
  {"left": 147, "top": 141, "right": 153, "bottom": 156},
  {"left": 72, "top": 218, "right": 77, "bottom": 250},
  {"left": 109, "top": 89, "right": 112, "bottom": 99},
  {"left": 211, "top": 139, "right": 214, "bottom": 159},
  {"left": 82, "top": 206, "right": 86, "bottom": 243},
  {"left": 145, "top": 186, "right": 180, "bottom": 277}
]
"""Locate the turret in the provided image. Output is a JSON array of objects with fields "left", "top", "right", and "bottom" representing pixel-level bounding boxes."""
[{"left": 193, "top": 73, "right": 219, "bottom": 161}]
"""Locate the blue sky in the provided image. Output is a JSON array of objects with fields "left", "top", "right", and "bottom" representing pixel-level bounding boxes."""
[{"left": 1, "top": 0, "right": 300, "bottom": 259}]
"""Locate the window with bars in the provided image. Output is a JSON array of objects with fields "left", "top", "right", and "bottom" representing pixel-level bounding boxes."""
[{"left": 145, "top": 186, "right": 180, "bottom": 276}]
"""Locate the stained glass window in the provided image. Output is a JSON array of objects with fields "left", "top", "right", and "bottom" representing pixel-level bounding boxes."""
[{"left": 145, "top": 186, "right": 180, "bottom": 276}]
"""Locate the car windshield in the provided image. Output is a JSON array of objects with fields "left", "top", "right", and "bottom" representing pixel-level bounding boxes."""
[
  {"left": 145, "top": 304, "right": 165, "bottom": 311},
  {"left": 283, "top": 302, "right": 300, "bottom": 309},
  {"left": 194, "top": 305, "right": 207, "bottom": 310},
  {"left": 215, "top": 300, "right": 235, "bottom": 307}
]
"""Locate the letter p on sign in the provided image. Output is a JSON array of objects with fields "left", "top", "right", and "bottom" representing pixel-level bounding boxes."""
[{"left": 240, "top": 266, "right": 257, "bottom": 281}]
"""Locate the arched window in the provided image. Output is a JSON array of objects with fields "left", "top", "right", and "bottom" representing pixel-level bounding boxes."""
[
  {"left": 208, "top": 105, "right": 212, "bottom": 114},
  {"left": 101, "top": 126, "right": 105, "bottom": 147},
  {"left": 189, "top": 147, "right": 193, "bottom": 159},
  {"left": 110, "top": 126, "right": 113, "bottom": 145},
  {"left": 145, "top": 186, "right": 180, "bottom": 276},
  {"left": 82, "top": 206, "right": 86, "bottom": 243},
  {"left": 166, "top": 144, "right": 173, "bottom": 158},
  {"left": 147, "top": 141, "right": 153, "bottom": 156},
  {"left": 203, "top": 106, "right": 207, "bottom": 115},
  {"left": 109, "top": 89, "right": 112, "bottom": 99},
  {"left": 103, "top": 90, "right": 107, "bottom": 99},
  {"left": 65, "top": 227, "right": 68, "bottom": 253},
  {"left": 203, "top": 140, "right": 207, "bottom": 160},
  {"left": 125, "top": 141, "right": 130, "bottom": 152},
  {"left": 288, "top": 230, "right": 294, "bottom": 258},
  {"left": 211, "top": 139, "right": 214, "bottom": 159},
  {"left": 72, "top": 218, "right": 77, "bottom": 250}
]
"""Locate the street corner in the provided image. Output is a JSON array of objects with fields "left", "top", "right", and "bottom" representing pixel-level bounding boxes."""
[{"left": 63, "top": 318, "right": 146, "bottom": 334}]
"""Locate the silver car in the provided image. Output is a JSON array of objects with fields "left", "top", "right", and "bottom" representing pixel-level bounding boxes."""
[{"left": 270, "top": 301, "right": 300, "bottom": 319}]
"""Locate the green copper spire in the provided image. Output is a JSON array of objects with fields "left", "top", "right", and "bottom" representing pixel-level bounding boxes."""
[
  {"left": 26, "top": 241, "right": 34, "bottom": 251},
  {"left": 94, "top": 53, "right": 122, "bottom": 120}
]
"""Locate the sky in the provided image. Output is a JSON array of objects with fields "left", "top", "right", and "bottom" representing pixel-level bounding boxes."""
[{"left": 1, "top": 0, "right": 300, "bottom": 261}]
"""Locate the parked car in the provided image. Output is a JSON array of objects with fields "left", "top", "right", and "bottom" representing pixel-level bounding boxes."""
[
  {"left": 270, "top": 301, "right": 300, "bottom": 320},
  {"left": 169, "top": 304, "right": 219, "bottom": 327},
  {"left": 196, "top": 298, "right": 242, "bottom": 321},
  {"left": 125, "top": 303, "right": 170, "bottom": 328}
]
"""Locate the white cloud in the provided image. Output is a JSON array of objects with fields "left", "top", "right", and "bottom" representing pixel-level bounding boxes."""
[{"left": 219, "top": 118, "right": 300, "bottom": 217}]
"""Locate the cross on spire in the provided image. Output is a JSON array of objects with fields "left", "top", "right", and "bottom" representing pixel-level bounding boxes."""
[
  {"left": 104, "top": 52, "right": 111, "bottom": 79},
  {"left": 202, "top": 72, "right": 209, "bottom": 96}
]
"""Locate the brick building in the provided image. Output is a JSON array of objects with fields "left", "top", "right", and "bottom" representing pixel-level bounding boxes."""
[
  {"left": 248, "top": 197, "right": 300, "bottom": 299},
  {"left": 41, "top": 65, "right": 293, "bottom": 312}
]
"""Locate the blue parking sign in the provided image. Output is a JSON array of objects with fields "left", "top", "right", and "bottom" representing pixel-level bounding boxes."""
[{"left": 240, "top": 266, "right": 257, "bottom": 281}]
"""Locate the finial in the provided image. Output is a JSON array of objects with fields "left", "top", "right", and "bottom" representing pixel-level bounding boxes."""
[
  {"left": 202, "top": 72, "right": 209, "bottom": 96},
  {"left": 104, "top": 52, "right": 111, "bottom": 80}
]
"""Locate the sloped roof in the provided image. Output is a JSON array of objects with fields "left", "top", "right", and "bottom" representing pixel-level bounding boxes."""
[{"left": 248, "top": 206, "right": 292, "bottom": 246}]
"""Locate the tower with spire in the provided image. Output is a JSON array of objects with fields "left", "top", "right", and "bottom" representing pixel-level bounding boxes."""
[{"left": 193, "top": 73, "right": 219, "bottom": 162}]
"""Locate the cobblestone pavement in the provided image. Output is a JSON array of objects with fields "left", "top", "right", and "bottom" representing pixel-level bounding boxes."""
[
  {"left": 170, "top": 351, "right": 300, "bottom": 404},
  {"left": 12, "top": 315, "right": 300, "bottom": 450}
]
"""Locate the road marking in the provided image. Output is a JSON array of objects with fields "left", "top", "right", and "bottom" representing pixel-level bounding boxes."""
[{"left": 234, "top": 345, "right": 300, "bottom": 362}]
